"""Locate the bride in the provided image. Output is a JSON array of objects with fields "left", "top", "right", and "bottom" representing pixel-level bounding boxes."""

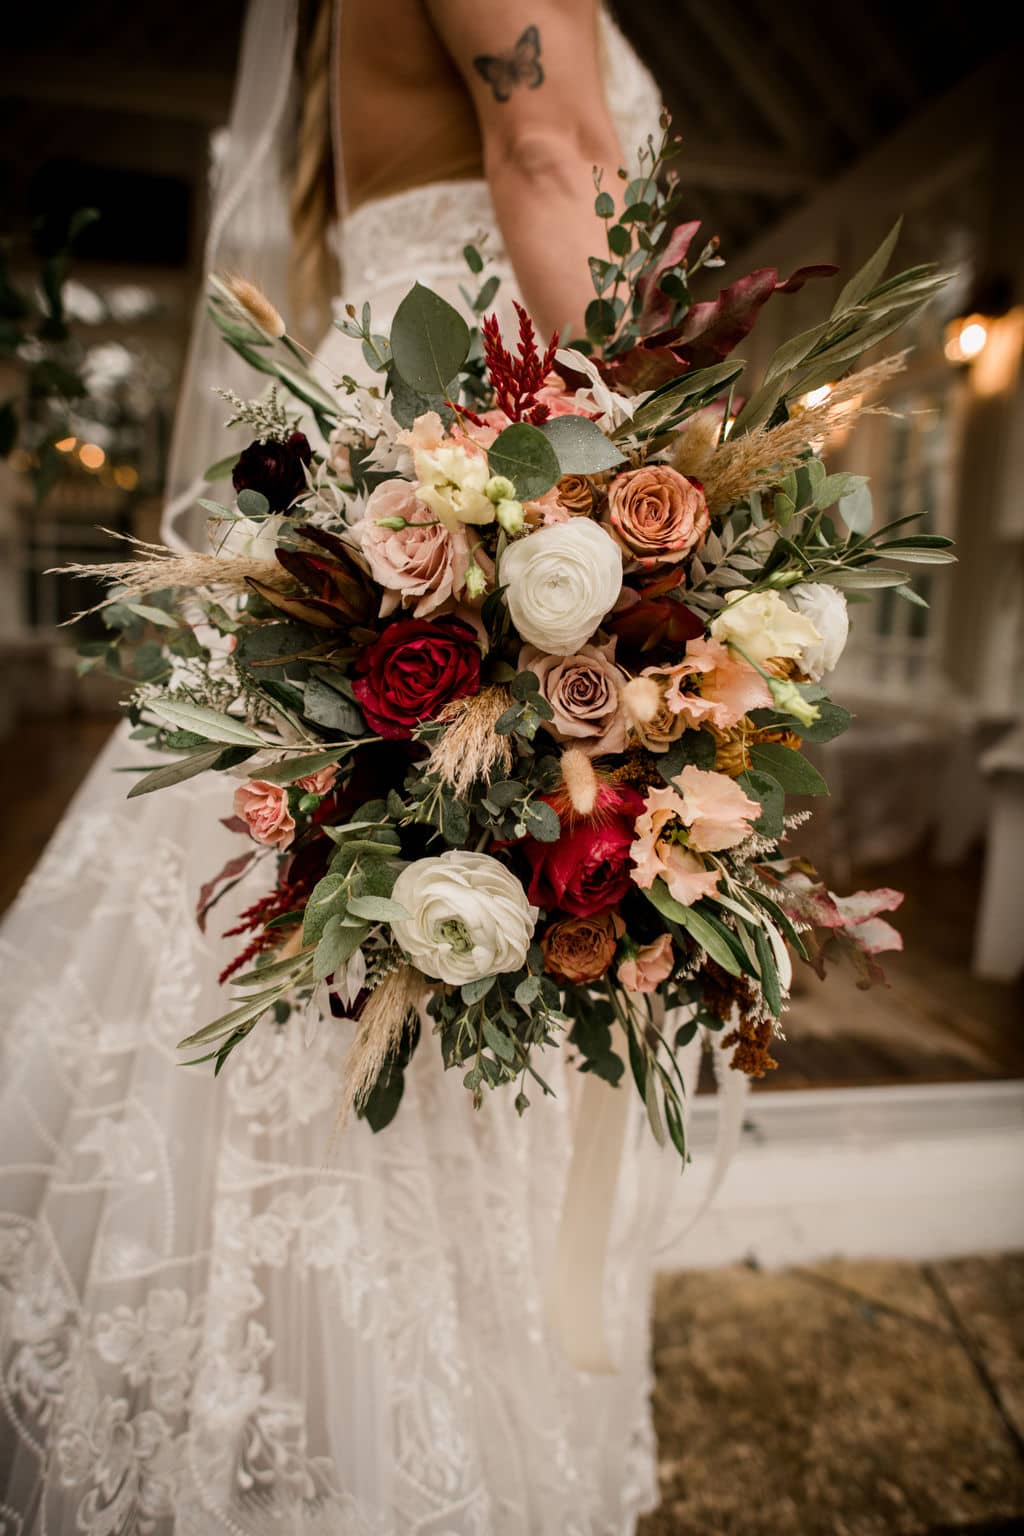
[{"left": 0, "top": 2, "right": 695, "bottom": 1530}]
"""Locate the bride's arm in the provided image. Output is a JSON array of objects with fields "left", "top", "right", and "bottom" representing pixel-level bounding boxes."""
[{"left": 426, "top": 0, "right": 626, "bottom": 338}]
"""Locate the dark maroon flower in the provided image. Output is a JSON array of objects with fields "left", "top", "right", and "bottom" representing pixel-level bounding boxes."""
[
  {"left": 521, "top": 786, "right": 644, "bottom": 918},
  {"left": 353, "top": 616, "right": 481, "bottom": 740},
  {"left": 232, "top": 431, "right": 312, "bottom": 512}
]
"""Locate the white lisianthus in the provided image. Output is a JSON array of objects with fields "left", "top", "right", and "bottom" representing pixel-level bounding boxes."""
[
  {"left": 787, "top": 583, "right": 850, "bottom": 681},
  {"left": 414, "top": 444, "right": 495, "bottom": 529},
  {"left": 215, "top": 513, "right": 286, "bottom": 566},
  {"left": 390, "top": 852, "right": 538, "bottom": 985},
  {"left": 710, "top": 589, "right": 822, "bottom": 669},
  {"left": 500, "top": 519, "right": 623, "bottom": 655}
]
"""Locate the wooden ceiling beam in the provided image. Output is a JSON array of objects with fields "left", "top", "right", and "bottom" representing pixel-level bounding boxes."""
[
  {"left": 684, "top": 1, "right": 822, "bottom": 158},
  {"left": 676, "top": 140, "right": 819, "bottom": 196},
  {"left": 0, "top": 57, "right": 234, "bottom": 124}
]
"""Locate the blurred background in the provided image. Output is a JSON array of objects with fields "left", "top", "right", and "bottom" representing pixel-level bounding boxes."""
[{"left": 1, "top": 5, "right": 1022, "bottom": 1530}]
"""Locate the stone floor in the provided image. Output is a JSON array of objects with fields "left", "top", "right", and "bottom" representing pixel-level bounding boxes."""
[{"left": 642, "top": 1254, "right": 1024, "bottom": 1536}]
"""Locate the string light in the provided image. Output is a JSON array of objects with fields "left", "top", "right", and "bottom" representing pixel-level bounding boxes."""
[
  {"left": 78, "top": 443, "right": 106, "bottom": 471},
  {"left": 113, "top": 464, "right": 139, "bottom": 491},
  {"left": 802, "top": 384, "right": 833, "bottom": 409},
  {"left": 55, "top": 436, "right": 77, "bottom": 453},
  {"left": 945, "top": 313, "right": 990, "bottom": 364}
]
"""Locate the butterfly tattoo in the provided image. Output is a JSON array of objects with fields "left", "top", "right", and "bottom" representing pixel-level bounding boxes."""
[{"left": 473, "top": 24, "right": 545, "bottom": 103}]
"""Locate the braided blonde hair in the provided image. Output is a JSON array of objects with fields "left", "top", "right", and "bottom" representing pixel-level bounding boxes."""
[{"left": 289, "top": 0, "right": 338, "bottom": 346}]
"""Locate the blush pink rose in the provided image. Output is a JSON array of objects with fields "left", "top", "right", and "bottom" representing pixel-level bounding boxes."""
[
  {"left": 233, "top": 780, "right": 296, "bottom": 850},
  {"left": 606, "top": 465, "right": 709, "bottom": 568},
  {"left": 519, "top": 639, "right": 629, "bottom": 758},
  {"left": 618, "top": 933, "right": 675, "bottom": 994},
  {"left": 294, "top": 764, "right": 338, "bottom": 795},
  {"left": 359, "top": 480, "right": 470, "bottom": 618}
]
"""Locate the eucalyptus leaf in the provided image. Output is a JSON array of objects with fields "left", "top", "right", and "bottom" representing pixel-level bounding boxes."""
[
  {"left": 488, "top": 422, "right": 560, "bottom": 500},
  {"left": 390, "top": 282, "right": 470, "bottom": 397},
  {"left": 314, "top": 916, "right": 369, "bottom": 981},
  {"left": 539, "top": 414, "right": 624, "bottom": 475},
  {"left": 748, "top": 743, "right": 827, "bottom": 796},
  {"left": 345, "top": 895, "right": 410, "bottom": 923},
  {"left": 838, "top": 481, "right": 873, "bottom": 535}
]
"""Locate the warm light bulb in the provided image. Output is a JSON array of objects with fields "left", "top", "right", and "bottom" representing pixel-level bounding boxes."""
[
  {"left": 55, "top": 436, "right": 77, "bottom": 453},
  {"left": 958, "top": 321, "right": 988, "bottom": 359},
  {"left": 113, "top": 464, "right": 139, "bottom": 491},
  {"left": 945, "top": 314, "right": 991, "bottom": 364},
  {"left": 79, "top": 443, "right": 106, "bottom": 470},
  {"left": 802, "top": 384, "right": 833, "bottom": 409}
]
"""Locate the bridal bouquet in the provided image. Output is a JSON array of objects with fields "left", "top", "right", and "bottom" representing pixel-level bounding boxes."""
[{"left": 71, "top": 127, "right": 952, "bottom": 1155}]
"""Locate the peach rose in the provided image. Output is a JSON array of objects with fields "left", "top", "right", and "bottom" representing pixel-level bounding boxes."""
[
  {"left": 542, "top": 909, "right": 624, "bottom": 984},
  {"left": 618, "top": 933, "right": 675, "bottom": 994},
  {"left": 606, "top": 465, "right": 709, "bottom": 568},
  {"left": 234, "top": 779, "right": 296, "bottom": 850},
  {"left": 295, "top": 764, "right": 338, "bottom": 796},
  {"left": 520, "top": 639, "right": 629, "bottom": 758},
  {"left": 359, "top": 479, "right": 470, "bottom": 618}
]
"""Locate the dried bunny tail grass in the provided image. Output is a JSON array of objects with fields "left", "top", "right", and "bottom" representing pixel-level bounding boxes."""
[
  {"left": 560, "top": 748, "right": 598, "bottom": 817},
  {"left": 338, "top": 963, "right": 422, "bottom": 1124},
  {"left": 51, "top": 533, "right": 295, "bottom": 620},
  {"left": 701, "top": 353, "right": 907, "bottom": 513},
  {"left": 426, "top": 685, "right": 514, "bottom": 798},
  {"left": 216, "top": 272, "right": 287, "bottom": 340}
]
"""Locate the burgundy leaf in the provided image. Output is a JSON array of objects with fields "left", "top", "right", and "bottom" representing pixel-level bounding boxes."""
[
  {"left": 635, "top": 219, "right": 702, "bottom": 331},
  {"left": 196, "top": 850, "right": 256, "bottom": 933}
]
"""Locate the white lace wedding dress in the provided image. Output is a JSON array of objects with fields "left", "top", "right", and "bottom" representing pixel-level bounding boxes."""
[{"left": 0, "top": 11, "right": 677, "bottom": 1534}]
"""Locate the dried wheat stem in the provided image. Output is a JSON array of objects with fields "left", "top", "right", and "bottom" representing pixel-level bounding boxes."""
[
  {"left": 338, "top": 963, "right": 422, "bottom": 1123},
  {"left": 426, "top": 685, "right": 515, "bottom": 797},
  {"left": 701, "top": 353, "right": 907, "bottom": 513},
  {"left": 51, "top": 533, "right": 295, "bottom": 620}
]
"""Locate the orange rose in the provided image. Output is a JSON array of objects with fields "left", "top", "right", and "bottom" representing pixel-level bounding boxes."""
[
  {"left": 542, "top": 910, "right": 624, "bottom": 984},
  {"left": 557, "top": 474, "right": 596, "bottom": 515},
  {"left": 606, "top": 465, "right": 709, "bottom": 568}
]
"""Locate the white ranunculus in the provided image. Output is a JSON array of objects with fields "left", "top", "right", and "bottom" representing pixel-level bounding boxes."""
[
  {"left": 787, "top": 583, "right": 850, "bottom": 681},
  {"left": 414, "top": 444, "right": 495, "bottom": 529},
  {"left": 215, "top": 513, "right": 286, "bottom": 566},
  {"left": 500, "top": 518, "right": 623, "bottom": 655},
  {"left": 390, "top": 852, "right": 537, "bottom": 986},
  {"left": 709, "top": 588, "right": 822, "bottom": 669}
]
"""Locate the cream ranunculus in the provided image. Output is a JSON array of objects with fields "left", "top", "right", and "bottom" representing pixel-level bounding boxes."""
[
  {"left": 390, "top": 851, "right": 538, "bottom": 985},
  {"left": 216, "top": 513, "right": 286, "bottom": 565},
  {"left": 500, "top": 519, "right": 623, "bottom": 655},
  {"left": 414, "top": 443, "right": 495, "bottom": 529},
  {"left": 787, "top": 583, "right": 850, "bottom": 681},
  {"left": 709, "top": 588, "right": 822, "bottom": 669}
]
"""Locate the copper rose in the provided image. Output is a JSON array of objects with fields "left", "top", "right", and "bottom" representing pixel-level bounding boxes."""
[
  {"left": 542, "top": 910, "right": 624, "bottom": 984},
  {"left": 557, "top": 474, "right": 596, "bottom": 515},
  {"left": 606, "top": 465, "right": 709, "bottom": 568}
]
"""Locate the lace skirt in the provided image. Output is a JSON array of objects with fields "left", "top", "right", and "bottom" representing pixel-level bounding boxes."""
[{"left": 0, "top": 723, "right": 669, "bottom": 1534}]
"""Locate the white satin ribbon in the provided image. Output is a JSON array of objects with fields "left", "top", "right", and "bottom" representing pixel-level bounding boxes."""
[
  {"left": 547, "top": 1005, "right": 750, "bottom": 1373},
  {"left": 545, "top": 1023, "right": 633, "bottom": 1374}
]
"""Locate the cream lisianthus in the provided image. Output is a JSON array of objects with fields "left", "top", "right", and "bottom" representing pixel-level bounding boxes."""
[
  {"left": 787, "top": 583, "right": 850, "bottom": 680},
  {"left": 710, "top": 589, "right": 822, "bottom": 669},
  {"left": 414, "top": 443, "right": 495, "bottom": 529},
  {"left": 215, "top": 513, "right": 286, "bottom": 566},
  {"left": 500, "top": 519, "right": 623, "bottom": 655},
  {"left": 390, "top": 852, "right": 537, "bottom": 985}
]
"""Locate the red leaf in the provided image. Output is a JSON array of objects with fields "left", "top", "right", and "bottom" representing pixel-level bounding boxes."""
[
  {"left": 635, "top": 219, "right": 702, "bottom": 331},
  {"left": 196, "top": 850, "right": 256, "bottom": 933}
]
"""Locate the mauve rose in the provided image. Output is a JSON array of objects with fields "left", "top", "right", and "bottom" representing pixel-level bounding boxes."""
[
  {"left": 542, "top": 909, "right": 624, "bottom": 984},
  {"left": 618, "top": 933, "right": 675, "bottom": 994},
  {"left": 353, "top": 616, "right": 480, "bottom": 740},
  {"left": 233, "top": 780, "right": 296, "bottom": 850},
  {"left": 232, "top": 431, "right": 312, "bottom": 512},
  {"left": 520, "top": 639, "right": 628, "bottom": 758},
  {"left": 521, "top": 786, "right": 644, "bottom": 918},
  {"left": 359, "top": 480, "right": 470, "bottom": 619},
  {"left": 606, "top": 465, "right": 709, "bottom": 568}
]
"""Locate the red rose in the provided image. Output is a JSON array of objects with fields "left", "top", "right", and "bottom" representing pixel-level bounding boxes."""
[
  {"left": 233, "top": 431, "right": 312, "bottom": 511},
  {"left": 353, "top": 616, "right": 481, "bottom": 739},
  {"left": 522, "top": 786, "right": 644, "bottom": 918}
]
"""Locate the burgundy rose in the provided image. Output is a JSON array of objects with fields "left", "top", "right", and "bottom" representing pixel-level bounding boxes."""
[
  {"left": 353, "top": 616, "right": 481, "bottom": 739},
  {"left": 233, "top": 431, "right": 312, "bottom": 512},
  {"left": 522, "top": 786, "right": 644, "bottom": 918}
]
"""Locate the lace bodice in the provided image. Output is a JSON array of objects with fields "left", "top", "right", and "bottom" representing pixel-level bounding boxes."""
[{"left": 337, "top": 7, "right": 663, "bottom": 301}]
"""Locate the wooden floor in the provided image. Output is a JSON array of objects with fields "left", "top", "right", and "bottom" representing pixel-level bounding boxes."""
[{"left": 2, "top": 711, "right": 1021, "bottom": 1088}]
